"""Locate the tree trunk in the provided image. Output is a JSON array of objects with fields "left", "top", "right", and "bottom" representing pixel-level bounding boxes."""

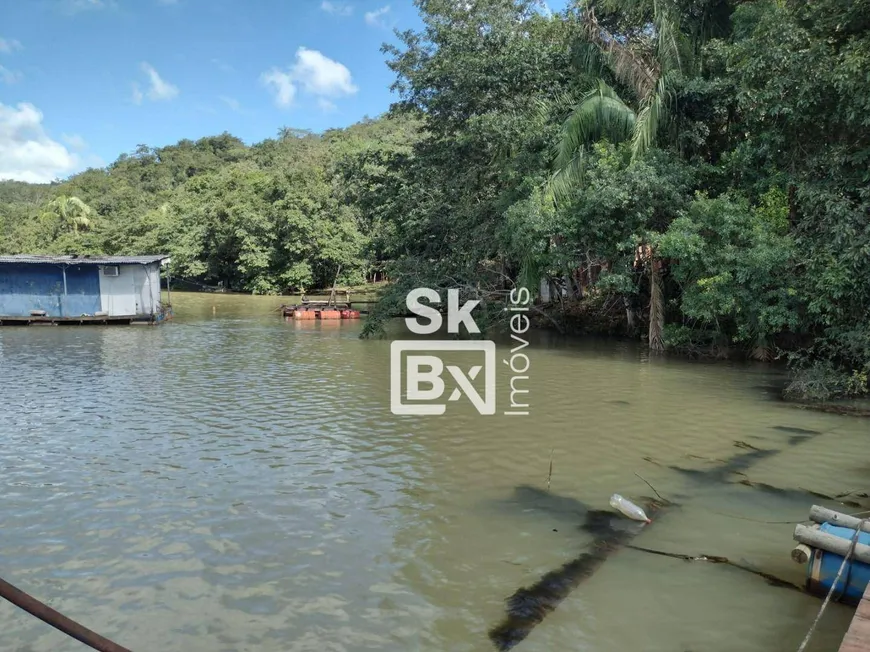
[
  {"left": 750, "top": 334, "right": 772, "bottom": 361},
  {"left": 624, "top": 296, "right": 635, "bottom": 333},
  {"left": 648, "top": 259, "right": 664, "bottom": 351}
]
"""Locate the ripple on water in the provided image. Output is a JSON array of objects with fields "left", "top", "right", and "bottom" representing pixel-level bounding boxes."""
[{"left": 0, "top": 294, "right": 862, "bottom": 651}]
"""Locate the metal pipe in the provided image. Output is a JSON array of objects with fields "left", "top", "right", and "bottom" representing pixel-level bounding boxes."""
[
  {"left": 809, "top": 505, "right": 870, "bottom": 534},
  {"left": 61, "top": 265, "right": 68, "bottom": 317},
  {"left": 793, "top": 523, "right": 870, "bottom": 565},
  {"left": 0, "top": 575, "right": 133, "bottom": 652},
  {"left": 165, "top": 260, "right": 171, "bottom": 306}
]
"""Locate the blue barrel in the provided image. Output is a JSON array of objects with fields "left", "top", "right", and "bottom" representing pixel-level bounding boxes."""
[{"left": 805, "top": 523, "right": 870, "bottom": 604}]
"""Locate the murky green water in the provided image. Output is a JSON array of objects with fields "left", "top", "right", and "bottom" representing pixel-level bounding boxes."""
[{"left": 1, "top": 291, "right": 866, "bottom": 651}]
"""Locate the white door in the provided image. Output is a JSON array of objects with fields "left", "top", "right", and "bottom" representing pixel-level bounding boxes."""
[{"left": 99, "top": 267, "right": 137, "bottom": 316}]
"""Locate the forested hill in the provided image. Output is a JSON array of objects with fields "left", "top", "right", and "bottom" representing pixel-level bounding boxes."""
[
  {"left": 0, "top": 116, "right": 422, "bottom": 293},
  {"left": 1, "top": 0, "right": 869, "bottom": 401}
]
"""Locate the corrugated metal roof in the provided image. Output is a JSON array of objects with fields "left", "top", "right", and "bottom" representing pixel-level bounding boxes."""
[{"left": 0, "top": 254, "right": 170, "bottom": 265}]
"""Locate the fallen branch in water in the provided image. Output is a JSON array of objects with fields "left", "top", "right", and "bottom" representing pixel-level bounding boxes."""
[
  {"left": 835, "top": 489, "right": 869, "bottom": 499},
  {"left": 704, "top": 508, "right": 810, "bottom": 525},
  {"left": 546, "top": 449, "right": 554, "bottom": 492},
  {"left": 789, "top": 403, "right": 870, "bottom": 418},
  {"left": 0, "top": 575, "right": 133, "bottom": 652},
  {"left": 625, "top": 544, "right": 805, "bottom": 593},
  {"left": 798, "top": 487, "right": 864, "bottom": 508},
  {"left": 633, "top": 473, "right": 673, "bottom": 506}
]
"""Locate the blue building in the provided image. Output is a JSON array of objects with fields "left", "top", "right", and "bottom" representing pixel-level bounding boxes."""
[{"left": 0, "top": 254, "right": 172, "bottom": 324}]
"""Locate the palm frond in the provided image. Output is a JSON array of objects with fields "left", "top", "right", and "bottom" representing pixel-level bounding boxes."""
[
  {"left": 652, "top": 0, "right": 683, "bottom": 74},
  {"left": 630, "top": 74, "right": 672, "bottom": 160},
  {"left": 547, "top": 152, "right": 589, "bottom": 206},
  {"left": 573, "top": 40, "right": 607, "bottom": 79},
  {"left": 582, "top": 7, "right": 659, "bottom": 100},
  {"left": 556, "top": 80, "right": 635, "bottom": 170}
]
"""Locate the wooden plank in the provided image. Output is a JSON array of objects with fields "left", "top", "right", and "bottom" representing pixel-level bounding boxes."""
[
  {"left": 0, "top": 315, "right": 139, "bottom": 325},
  {"left": 839, "top": 582, "right": 870, "bottom": 652}
]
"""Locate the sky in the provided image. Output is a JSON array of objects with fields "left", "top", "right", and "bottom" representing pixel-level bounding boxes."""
[{"left": 0, "top": 0, "right": 434, "bottom": 184}]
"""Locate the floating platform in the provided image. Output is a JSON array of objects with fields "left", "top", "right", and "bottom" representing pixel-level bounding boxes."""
[
  {"left": 790, "top": 505, "right": 870, "bottom": 650},
  {"left": 0, "top": 308, "right": 173, "bottom": 326},
  {"left": 792, "top": 506, "right": 870, "bottom": 606},
  {"left": 280, "top": 302, "right": 361, "bottom": 320}
]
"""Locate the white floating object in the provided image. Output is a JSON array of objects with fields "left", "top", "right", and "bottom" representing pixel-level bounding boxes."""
[{"left": 610, "top": 493, "right": 651, "bottom": 523}]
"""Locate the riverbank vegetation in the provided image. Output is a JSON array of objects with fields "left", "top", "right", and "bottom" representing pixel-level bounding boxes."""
[{"left": 1, "top": 0, "right": 868, "bottom": 400}]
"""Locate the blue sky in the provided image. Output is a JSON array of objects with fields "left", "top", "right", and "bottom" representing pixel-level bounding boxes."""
[{"left": 0, "top": 0, "right": 559, "bottom": 184}]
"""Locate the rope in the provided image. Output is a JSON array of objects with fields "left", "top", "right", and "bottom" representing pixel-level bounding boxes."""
[{"left": 795, "top": 518, "right": 868, "bottom": 652}]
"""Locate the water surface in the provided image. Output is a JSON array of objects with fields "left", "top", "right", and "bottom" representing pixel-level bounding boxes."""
[{"left": 1, "top": 292, "right": 866, "bottom": 651}]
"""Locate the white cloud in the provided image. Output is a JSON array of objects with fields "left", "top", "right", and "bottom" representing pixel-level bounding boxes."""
[
  {"left": 261, "top": 47, "right": 357, "bottom": 109},
  {"left": 321, "top": 1, "right": 353, "bottom": 16},
  {"left": 364, "top": 5, "right": 390, "bottom": 27},
  {"left": 0, "top": 38, "right": 22, "bottom": 53},
  {"left": 219, "top": 95, "right": 241, "bottom": 112},
  {"left": 212, "top": 58, "right": 234, "bottom": 73},
  {"left": 0, "top": 65, "right": 22, "bottom": 84},
  {"left": 62, "top": 133, "right": 88, "bottom": 151},
  {"left": 133, "top": 62, "right": 179, "bottom": 102},
  {"left": 0, "top": 102, "right": 79, "bottom": 183},
  {"left": 131, "top": 83, "right": 144, "bottom": 104},
  {"left": 63, "top": 0, "right": 117, "bottom": 13},
  {"left": 292, "top": 48, "right": 358, "bottom": 96},
  {"left": 317, "top": 98, "right": 337, "bottom": 113},
  {"left": 261, "top": 69, "right": 297, "bottom": 107}
]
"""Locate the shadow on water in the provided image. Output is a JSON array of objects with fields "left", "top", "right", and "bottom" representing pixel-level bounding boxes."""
[
  {"left": 487, "top": 485, "right": 664, "bottom": 651},
  {"left": 667, "top": 445, "right": 779, "bottom": 484},
  {"left": 772, "top": 425, "right": 823, "bottom": 436},
  {"left": 664, "top": 424, "right": 862, "bottom": 508},
  {"left": 487, "top": 421, "right": 857, "bottom": 651}
]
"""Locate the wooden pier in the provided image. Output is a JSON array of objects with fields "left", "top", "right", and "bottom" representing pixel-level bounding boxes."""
[
  {"left": 839, "top": 582, "right": 870, "bottom": 652},
  {"left": 0, "top": 313, "right": 171, "bottom": 326}
]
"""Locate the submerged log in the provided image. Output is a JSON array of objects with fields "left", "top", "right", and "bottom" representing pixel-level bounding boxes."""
[
  {"left": 487, "top": 496, "right": 664, "bottom": 651},
  {"left": 793, "top": 524, "right": 870, "bottom": 565},
  {"left": 809, "top": 506, "right": 870, "bottom": 534}
]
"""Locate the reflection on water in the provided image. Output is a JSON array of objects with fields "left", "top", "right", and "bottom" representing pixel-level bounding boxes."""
[{"left": 0, "top": 291, "right": 865, "bottom": 651}]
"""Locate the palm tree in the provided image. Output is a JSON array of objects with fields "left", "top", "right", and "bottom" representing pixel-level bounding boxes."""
[
  {"left": 40, "top": 195, "right": 94, "bottom": 234},
  {"left": 546, "top": 0, "right": 692, "bottom": 350},
  {"left": 551, "top": 1, "right": 688, "bottom": 195}
]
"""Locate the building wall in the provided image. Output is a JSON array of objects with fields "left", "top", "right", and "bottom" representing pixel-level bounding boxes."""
[
  {"left": 98, "top": 266, "right": 136, "bottom": 315},
  {"left": 146, "top": 264, "right": 161, "bottom": 312},
  {"left": 97, "top": 262, "right": 162, "bottom": 316},
  {"left": 0, "top": 264, "right": 101, "bottom": 317}
]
